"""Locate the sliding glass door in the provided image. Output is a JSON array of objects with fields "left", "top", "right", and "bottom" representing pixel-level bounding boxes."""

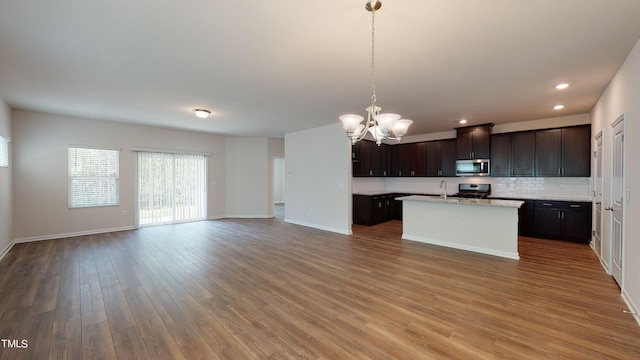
[{"left": 137, "top": 151, "right": 207, "bottom": 226}]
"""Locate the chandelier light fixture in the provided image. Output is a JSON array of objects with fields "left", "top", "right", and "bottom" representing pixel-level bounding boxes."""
[{"left": 339, "top": 0, "right": 412, "bottom": 145}]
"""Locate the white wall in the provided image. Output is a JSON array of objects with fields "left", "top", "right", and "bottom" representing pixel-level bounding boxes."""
[
  {"left": 11, "top": 109, "right": 227, "bottom": 241},
  {"left": 225, "top": 136, "right": 270, "bottom": 218},
  {"left": 591, "top": 37, "right": 640, "bottom": 321},
  {"left": 0, "top": 99, "right": 11, "bottom": 258},
  {"left": 285, "top": 123, "right": 351, "bottom": 234}
]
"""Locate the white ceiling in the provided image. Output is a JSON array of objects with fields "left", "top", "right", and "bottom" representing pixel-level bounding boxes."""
[{"left": 1, "top": 0, "right": 640, "bottom": 138}]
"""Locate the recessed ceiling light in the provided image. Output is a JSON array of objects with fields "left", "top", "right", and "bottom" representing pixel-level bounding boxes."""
[
  {"left": 553, "top": 105, "right": 565, "bottom": 110},
  {"left": 555, "top": 83, "right": 570, "bottom": 90},
  {"left": 459, "top": 119, "right": 467, "bottom": 124},
  {"left": 193, "top": 109, "right": 211, "bottom": 118}
]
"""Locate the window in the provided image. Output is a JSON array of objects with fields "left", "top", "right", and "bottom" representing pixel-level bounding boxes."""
[
  {"left": 0, "top": 136, "right": 8, "bottom": 168},
  {"left": 68, "top": 147, "right": 119, "bottom": 208}
]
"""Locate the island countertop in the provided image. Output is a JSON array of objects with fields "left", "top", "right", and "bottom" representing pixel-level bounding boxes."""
[{"left": 397, "top": 195, "right": 524, "bottom": 208}]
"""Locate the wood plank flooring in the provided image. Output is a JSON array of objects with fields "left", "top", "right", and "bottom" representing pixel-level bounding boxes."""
[{"left": 0, "top": 214, "right": 639, "bottom": 359}]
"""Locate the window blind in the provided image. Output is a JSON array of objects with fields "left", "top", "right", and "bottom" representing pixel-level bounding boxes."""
[
  {"left": 0, "top": 136, "right": 8, "bottom": 168},
  {"left": 68, "top": 147, "right": 120, "bottom": 208}
]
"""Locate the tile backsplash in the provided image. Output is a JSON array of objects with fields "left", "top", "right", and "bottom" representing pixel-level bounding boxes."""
[
  {"left": 491, "top": 177, "right": 592, "bottom": 200},
  {"left": 353, "top": 177, "right": 593, "bottom": 201}
]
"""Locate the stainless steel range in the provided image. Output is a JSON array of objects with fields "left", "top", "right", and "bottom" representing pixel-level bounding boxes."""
[{"left": 455, "top": 183, "right": 491, "bottom": 199}]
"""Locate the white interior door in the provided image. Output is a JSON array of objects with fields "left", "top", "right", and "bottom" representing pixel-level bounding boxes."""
[
  {"left": 593, "top": 133, "right": 603, "bottom": 257},
  {"left": 610, "top": 116, "right": 625, "bottom": 286}
]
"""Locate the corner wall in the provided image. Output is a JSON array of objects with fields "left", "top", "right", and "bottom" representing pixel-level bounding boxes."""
[
  {"left": 225, "top": 136, "right": 271, "bottom": 218},
  {"left": 0, "top": 99, "right": 11, "bottom": 258},
  {"left": 11, "top": 109, "right": 227, "bottom": 241},
  {"left": 591, "top": 36, "right": 640, "bottom": 324},
  {"left": 284, "top": 123, "right": 351, "bottom": 234}
]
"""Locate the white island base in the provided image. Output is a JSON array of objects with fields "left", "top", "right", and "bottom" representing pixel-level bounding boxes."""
[{"left": 399, "top": 196, "right": 524, "bottom": 260}]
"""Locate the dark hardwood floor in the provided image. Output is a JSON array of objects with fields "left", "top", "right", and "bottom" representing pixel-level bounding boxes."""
[{"left": 0, "top": 214, "right": 639, "bottom": 359}]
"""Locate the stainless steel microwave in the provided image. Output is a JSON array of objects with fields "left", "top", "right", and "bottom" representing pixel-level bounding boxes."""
[{"left": 456, "top": 159, "right": 490, "bottom": 176}]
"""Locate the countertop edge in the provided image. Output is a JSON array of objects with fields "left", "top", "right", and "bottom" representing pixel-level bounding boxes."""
[{"left": 397, "top": 195, "right": 524, "bottom": 208}]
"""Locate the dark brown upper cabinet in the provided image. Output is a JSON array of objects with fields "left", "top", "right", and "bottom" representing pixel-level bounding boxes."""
[
  {"left": 389, "top": 144, "right": 404, "bottom": 177},
  {"left": 401, "top": 142, "right": 426, "bottom": 177},
  {"left": 491, "top": 131, "right": 535, "bottom": 177},
  {"left": 535, "top": 125, "right": 590, "bottom": 177},
  {"left": 426, "top": 139, "right": 456, "bottom": 177},
  {"left": 352, "top": 140, "right": 388, "bottom": 177},
  {"left": 456, "top": 124, "right": 493, "bottom": 160}
]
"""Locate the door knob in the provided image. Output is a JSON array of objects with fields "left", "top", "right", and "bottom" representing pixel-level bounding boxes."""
[{"left": 604, "top": 206, "right": 614, "bottom": 211}]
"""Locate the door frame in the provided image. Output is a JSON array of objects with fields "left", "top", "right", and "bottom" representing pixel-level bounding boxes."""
[
  {"left": 593, "top": 131, "right": 603, "bottom": 259},
  {"left": 608, "top": 114, "right": 626, "bottom": 287}
]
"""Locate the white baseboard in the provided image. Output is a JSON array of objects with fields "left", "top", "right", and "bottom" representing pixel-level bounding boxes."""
[
  {"left": 402, "top": 234, "right": 520, "bottom": 260},
  {"left": 590, "top": 243, "right": 611, "bottom": 275},
  {"left": 622, "top": 289, "right": 640, "bottom": 328},
  {"left": 224, "top": 214, "right": 271, "bottom": 219},
  {"left": 284, "top": 218, "right": 352, "bottom": 235},
  {"left": 0, "top": 241, "right": 15, "bottom": 262},
  {"left": 13, "top": 226, "right": 136, "bottom": 243}
]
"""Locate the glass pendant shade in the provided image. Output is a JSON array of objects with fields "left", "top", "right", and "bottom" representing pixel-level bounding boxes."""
[
  {"left": 339, "top": 114, "right": 365, "bottom": 132},
  {"left": 367, "top": 125, "right": 385, "bottom": 144},
  {"left": 373, "top": 113, "right": 401, "bottom": 134},
  {"left": 353, "top": 124, "right": 366, "bottom": 137},
  {"left": 392, "top": 119, "right": 413, "bottom": 137}
]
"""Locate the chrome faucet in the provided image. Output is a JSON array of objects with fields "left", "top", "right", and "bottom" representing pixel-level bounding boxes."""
[{"left": 440, "top": 180, "right": 447, "bottom": 201}]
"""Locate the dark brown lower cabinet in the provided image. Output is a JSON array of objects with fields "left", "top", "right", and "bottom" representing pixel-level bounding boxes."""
[
  {"left": 353, "top": 194, "right": 398, "bottom": 226},
  {"left": 518, "top": 199, "right": 535, "bottom": 237},
  {"left": 533, "top": 200, "right": 592, "bottom": 243}
]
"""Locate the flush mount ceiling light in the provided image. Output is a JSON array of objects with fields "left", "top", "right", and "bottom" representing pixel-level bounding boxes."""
[
  {"left": 339, "top": 0, "right": 412, "bottom": 145},
  {"left": 459, "top": 119, "right": 468, "bottom": 124},
  {"left": 553, "top": 105, "right": 565, "bottom": 110},
  {"left": 193, "top": 109, "right": 211, "bottom": 119},
  {"left": 555, "top": 83, "right": 571, "bottom": 90}
]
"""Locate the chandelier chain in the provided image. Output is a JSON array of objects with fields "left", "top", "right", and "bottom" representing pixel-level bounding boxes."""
[
  {"left": 370, "top": 7, "right": 377, "bottom": 106},
  {"left": 338, "top": 0, "right": 412, "bottom": 145}
]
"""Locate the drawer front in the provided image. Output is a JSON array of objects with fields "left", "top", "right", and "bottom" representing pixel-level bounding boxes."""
[{"left": 534, "top": 200, "right": 591, "bottom": 210}]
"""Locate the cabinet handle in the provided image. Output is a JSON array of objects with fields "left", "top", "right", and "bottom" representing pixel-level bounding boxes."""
[
  {"left": 561, "top": 211, "right": 565, "bottom": 220},
  {"left": 561, "top": 168, "right": 565, "bottom": 175},
  {"left": 570, "top": 204, "right": 581, "bottom": 208},
  {"left": 378, "top": 202, "right": 382, "bottom": 208},
  {"left": 557, "top": 211, "right": 561, "bottom": 220},
  {"left": 369, "top": 170, "right": 373, "bottom": 176},
  {"left": 557, "top": 168, "right": 561, "bottom": 175},
  {"left": 542, "top": 203, "right": 553, "bottom": 206},
  {"left": 383, "top": 170, "right": 387, "bottom": 176},
  {"left": 411, "top": 170, "right": 415, "bottom": 176}
]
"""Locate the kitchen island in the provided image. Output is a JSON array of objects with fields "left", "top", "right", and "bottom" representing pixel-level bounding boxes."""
[{"left": 398, "top": 195, "right": 524, "bottom": 259}]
